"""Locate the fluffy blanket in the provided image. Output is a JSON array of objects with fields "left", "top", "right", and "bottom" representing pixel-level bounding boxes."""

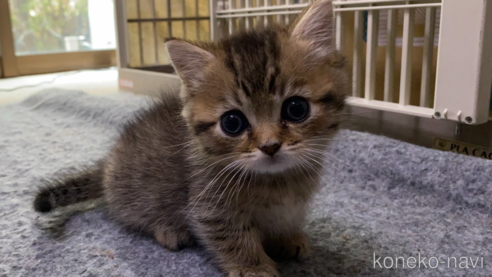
[{"left": 1, "top": 89, "right": 491, "bottom": 277}]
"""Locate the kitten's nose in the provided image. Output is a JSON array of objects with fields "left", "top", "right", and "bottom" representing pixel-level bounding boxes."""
[{"left": 259, "top": 143, "right": 281, "bottom": 156}]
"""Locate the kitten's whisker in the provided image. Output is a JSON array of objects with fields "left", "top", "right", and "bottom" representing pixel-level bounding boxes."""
[
  {"left": 304, "top": 143, "right": 333, "bottom": 148},
  {"left": 303, "top": 149, "right": 338, "bottom": 165},
  {"left": 211, "top": 165, "right": 246, "bottom": 213},
  {"left": 302, "top": 149, "right": 351, "bottom": 175},
  {"left": 190, "top": 161, "right": 237, "bottom": 204},
  {"left": 236, "top": 168, "right": 250, "bottom": 203},
  {"left": 303, "top": 143, "right": 343, "bottom": 149},
  {"left": 304, "top": 148, "right": 352, "bottom": 168},
  {"left": 205, "top": 163, "right": 243, "bottom": 213},
  {"left": 304, "top": 144, "right": 351, "bottom": 156},
  {"left": 303, "top": 137, "right": 353, "bottom": 143},
  {"left": 293, "top": 163, "right": 305, "bottom": 183},
  {"left": 295, "top": 155, "right": 318, "bottom": 187},
  {"left": 293, "top": 156, "right": 300, "bottom": 175},
  {"left": 304, "top": 152, "right": 325, "bottom": 172},
  {"left": 184, "top": 161, "right": 239, "bottom": 219},
  {"left": 245, "top": 169, "right": 255, "bottom": 202},
  {"left": 225, "top": 166, "right": 248, "bottom": 209},
  {"left": 297, "top": 153, "right": 324, "bottom": 177},
  {"left": 169, "top": 141, "right": 195, "bottom": 155},
  {"left": 186, "top": 153, "right": 237, "bottom": 180},
  {"left": 302, "top": 140, "right": 348, "bottom": 144},
  {"left": 298, "top": 153, "right": 324, "bottom": 175},
  {"left": 303, "top": 138, "right": 351, "bottom": 143},
  {"left": 308, "top": 148, "right": 381, "bottom": 180},
  {"left": 158, "top": 140, "right": 194, "bottom": 149},
  {"left": 302, "top": 141, "right": 349, "bottom": 153},
  {"left": 231, "top": 168, "right": 251, "bottom": 211}
]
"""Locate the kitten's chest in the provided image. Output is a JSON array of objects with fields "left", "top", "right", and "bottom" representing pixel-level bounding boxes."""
[
  {"left": 252, "top": 199, "right": 308, "bottom": 236},
  {"left": 248, "top": 174, "right": 316, "bottom": 235}
]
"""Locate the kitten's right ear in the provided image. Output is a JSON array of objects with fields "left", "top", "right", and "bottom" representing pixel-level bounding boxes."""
[
  {"left": 165, "top": 38, "right": 215, "bottom": 87},
  {"left": 291, "top": 0, "right": 334, "bottom": 58}
]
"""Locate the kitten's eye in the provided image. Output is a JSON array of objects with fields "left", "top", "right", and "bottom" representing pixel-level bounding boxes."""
[
  {"left": 281, "top": 97, "right": 310, "bottom": 122},
  {"left": 220, "top": 110, "right": 249, "bottom": 136}
]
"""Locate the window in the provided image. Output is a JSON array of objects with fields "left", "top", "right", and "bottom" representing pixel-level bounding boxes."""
[{"left": 0, "top": 0, "right": 116, "bottom": 77}]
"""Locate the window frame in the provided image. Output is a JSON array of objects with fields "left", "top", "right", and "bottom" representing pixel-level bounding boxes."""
[{"left": 0, "top": 0, "right": 116, "bottom": 78}]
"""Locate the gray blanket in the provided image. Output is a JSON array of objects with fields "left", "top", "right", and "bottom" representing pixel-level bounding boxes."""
[{"left": 1, "top": 89, "right": 491, "bottom": 277}]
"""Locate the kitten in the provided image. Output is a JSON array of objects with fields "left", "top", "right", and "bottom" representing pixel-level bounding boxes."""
[{"left": 33, "top": 0, "right": 349, "bottom": 276}]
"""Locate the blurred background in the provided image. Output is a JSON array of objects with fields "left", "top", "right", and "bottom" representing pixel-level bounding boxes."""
[
  {"left": 0, "top": 0, "right": 118, "bottom": 78},
  {"left": 10, "top": 0, "right": 116, "bottom": 55},
  {"left": 0, "top": 0, "right": 298, "bottom": 78},
  {"left": 0, "top": 0, "right": 215, "bottom": 103}
]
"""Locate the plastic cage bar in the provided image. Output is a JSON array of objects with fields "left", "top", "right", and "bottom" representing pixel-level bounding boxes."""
[{"left": 334, "top": 0, "right": 492, "bottom": 125}]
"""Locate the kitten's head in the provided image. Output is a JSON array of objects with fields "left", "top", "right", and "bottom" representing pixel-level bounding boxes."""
[{"left": 166, "top": 0, "right": 349, "bottom": 174}]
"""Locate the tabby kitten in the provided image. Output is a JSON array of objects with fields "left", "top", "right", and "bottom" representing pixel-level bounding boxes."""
[{"left": 33, "top": 0, "right": 349, "bottom": 276}]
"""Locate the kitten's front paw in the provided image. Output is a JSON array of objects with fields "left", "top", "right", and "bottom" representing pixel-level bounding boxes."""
[
  {"left": 264, "top": 232, "right": 311, "bottom": 262},
  {"left": 154, "top": 229, "right": 193, "bottom": 251},
  {"left": 228, "top": 264, "right": 280, "bottom": 277}
]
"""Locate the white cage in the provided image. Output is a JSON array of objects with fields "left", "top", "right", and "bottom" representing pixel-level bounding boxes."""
[{"left": 115, "top": 0, "right": 492, "bottom": 158}]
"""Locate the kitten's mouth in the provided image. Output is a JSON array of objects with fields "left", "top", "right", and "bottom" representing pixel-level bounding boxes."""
[
  {"left": 251, "top": 153, "right": 295, "bottom": 174},
  {"left": 262, "top": 155, "right": 282, "bottom": 164}
]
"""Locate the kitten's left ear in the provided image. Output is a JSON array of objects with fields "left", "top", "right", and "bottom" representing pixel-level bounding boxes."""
[
  {"left": 291, "top": 0, "right": 334, "bottom": 57},
  {"left": 165, "top": 39, "right": 215, "bottom": 86}
]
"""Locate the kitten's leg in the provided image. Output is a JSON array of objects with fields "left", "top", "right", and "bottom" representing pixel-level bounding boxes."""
[
  {"left": 263, "top": 231, "right": 311, "bottom": 262},
  {"left": 196, "top": 216, "right": 279, "bottom": 277},
  {"left": 153, "top": 225, "right": 194, "bottom": 251}
]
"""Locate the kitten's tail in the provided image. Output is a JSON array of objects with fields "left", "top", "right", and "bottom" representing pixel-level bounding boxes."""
[{"left": 33, "top": 163, "right": 104, "bottom": 213}]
